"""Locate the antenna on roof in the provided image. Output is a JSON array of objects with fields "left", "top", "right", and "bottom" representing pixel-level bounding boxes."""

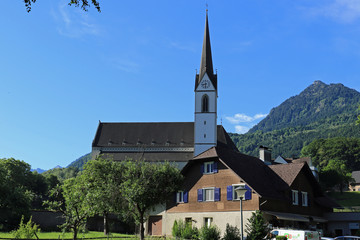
[{"left": 206, "top": 2, "right": 208, "bottom": 14}]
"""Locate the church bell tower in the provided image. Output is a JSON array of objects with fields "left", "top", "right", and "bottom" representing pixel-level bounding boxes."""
[{"left": 194, "top": 11, "right": 217, "bottom": 156}]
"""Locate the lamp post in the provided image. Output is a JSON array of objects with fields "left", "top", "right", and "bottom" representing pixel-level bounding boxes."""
[{"left": 235, "top": 185, "right": 247, "bottom": 240}]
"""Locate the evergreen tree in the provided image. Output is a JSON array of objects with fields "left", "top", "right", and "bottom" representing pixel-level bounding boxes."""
[{"left": 245, "top": 211, "right": 269, "bottom": 240}]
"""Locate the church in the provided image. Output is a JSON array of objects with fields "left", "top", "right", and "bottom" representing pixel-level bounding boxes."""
[
  {"left": 92, "top": 11, "right": 235, "bottom": 167},
  {"left": 92, "top": 12, "right": 338, "bottom": 237}
]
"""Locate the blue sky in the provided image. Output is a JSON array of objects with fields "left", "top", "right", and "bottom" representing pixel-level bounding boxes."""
[{"left": 1, "top": 0, "right": 360, "bottom": 169}]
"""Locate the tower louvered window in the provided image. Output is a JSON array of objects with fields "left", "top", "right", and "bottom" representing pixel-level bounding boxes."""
[{"left": 202, "top": 95, "right": 209, "bottom": 112}]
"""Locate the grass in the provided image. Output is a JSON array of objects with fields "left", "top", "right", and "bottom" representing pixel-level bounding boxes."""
[
  {"left": 0, "top": 231, "right": 136, "bottom": 239},
  {"left": 327, "top": 191, "right": 360, "bottom": 210}
]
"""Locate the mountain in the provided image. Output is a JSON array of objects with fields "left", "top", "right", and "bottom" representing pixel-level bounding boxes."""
[
  {"left": 31, "top": 168, "right": 46, "bottom": 173},
  {"left": 229, "top": 81, "right": 360, "bottom": 158},
  {"left": 67, "top": 153, "right": 92, "bottom": 170}
]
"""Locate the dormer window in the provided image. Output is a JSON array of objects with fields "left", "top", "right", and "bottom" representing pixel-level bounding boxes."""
[
  {"left": 201, "top": 161, "right": 218, "bottom": 174},
  {"left": 201, "top": 94, "right": 209, "bottom": 113}
]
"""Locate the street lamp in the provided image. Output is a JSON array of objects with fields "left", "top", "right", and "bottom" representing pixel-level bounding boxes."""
[{"left": 235, "top": 185, "right": 247, "bottom": 240}]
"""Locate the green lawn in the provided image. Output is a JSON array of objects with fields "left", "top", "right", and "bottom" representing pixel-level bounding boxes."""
[
  {"left": 0, "top": 231, "right": 136, "bottom": 239},
  {"left": 328, "top": 191, "right": 360, "bottom": 208}
]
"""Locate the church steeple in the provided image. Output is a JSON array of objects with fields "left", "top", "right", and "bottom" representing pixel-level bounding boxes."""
[
  {"left": 195, "top": 11, "right": 217, "bottom": 90},
  {"left": 194, "top": 11, "right": 218, "bottom": 157}
]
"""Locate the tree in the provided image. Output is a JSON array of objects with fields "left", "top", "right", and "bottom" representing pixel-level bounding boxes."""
[
  {"left": 81, "top": 157, "right": 126, "bottom": 235},
  {"left": 245, "top": 211, "right": 269, "bottom": 240},
  {"left": 357, "top": 105, "right": 360, "bottom": 125},
  {"left": 0, "top": 158, "right": 33, "bottom": 231},
  {"left": 120, "top": 160, "right": 183, "bottom": 240},
  {"left": 320, "top": 159, "right": 353, "bottom": 193},
  {"left": 23, "top": 0, "right": 100, "bottom": 12},
  {"left": 301, "top": 137, "right": 360, "bottom": 171},
  {"left": 45, "top": 177, "right": 96, "bottom": 240}
]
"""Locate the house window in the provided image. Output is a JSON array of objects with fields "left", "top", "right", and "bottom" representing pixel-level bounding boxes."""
[
  {"left": 202, "top": 95, "right": 209, "bottom": 113},
  {"left": 204, "top": 217, "right": 213, "bottom": 227},
  {"left": 301, "top": 192, "right": 308, "bottom": 206},
  {"left": 198, "top": 188, "right": 220, "bottom": 202},
  {"left": 176, "top": 191, "right": 184, "bottom": 203},
  {"left": 204, "top": 188, "right": 214, "bottom": 201},
  {"left": 202, "top": 161, "right": 218, "bottom": 174},
  {"left": 176, "top": 191, "right": 188, "bottom": 203},
  {"left": 227, "top": 184, "right": 252, "bottom": 200},
  {"left": 292, "top": 190, "right": 299, "bottom": 205}
]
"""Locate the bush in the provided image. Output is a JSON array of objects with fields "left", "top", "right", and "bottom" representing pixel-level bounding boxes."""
[
  {"left": 222, "top": 224, "right": 241, "bottom": 240},
  {"left": 11, "top": 216, "right": 40, "bottom": 239},
  {"left": 183, "top": 225, "right": 199, "bottom": 240},
  {"left": 199, "top": 225, "right": 221, "bottom": 240},
  {"left": 172, "top": 219, "right": 199, "bottom": 239},
  {"left": 276, "top": 236, "right": 287, "bottom": 240}
]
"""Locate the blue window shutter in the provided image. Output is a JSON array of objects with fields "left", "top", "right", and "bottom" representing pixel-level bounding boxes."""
[
  {"left": 198, "top": 189, "right": 203, "bottom": 202},
  {"left": 201, "top": 164, "right": 204, "bottom": 174},
  {"left": 214, "top": 188, "right": 221, "bottom": 201},
  {"left": 227, "top": 186, "right": 233, "bottom": 200},
  {"left": 184, "top": 191, "right": 188, "bottom": 203},
  {"left": 213, "top": 162, "right": 218, "bottom": 173},
  {"left": 245, "top": 185, "right": 252, "bottom": 200}
]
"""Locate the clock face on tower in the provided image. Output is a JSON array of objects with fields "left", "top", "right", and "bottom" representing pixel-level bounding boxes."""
[{"left": 201, "top": 79, "right": 210, "bottom": 89}]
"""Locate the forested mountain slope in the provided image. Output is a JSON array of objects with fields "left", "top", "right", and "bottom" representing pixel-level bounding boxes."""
[{"left": 230, "top": 81, "right": 360, "bottom": 158}]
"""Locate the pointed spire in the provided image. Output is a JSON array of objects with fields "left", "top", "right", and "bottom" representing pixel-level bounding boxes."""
[{"left": 195, "top": 10, "right": 217, "bottom": 90}]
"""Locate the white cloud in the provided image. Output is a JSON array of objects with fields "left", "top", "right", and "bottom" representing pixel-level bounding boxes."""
[
  {"left": 254, "top": 113, "right": 268, "bottom": 120},
  {"left": 224, "top": 113, "right": 267, "bottom": 134},
  {"left": 51, "top": 1, "right": 101, "bottom": 38},
  {"left": 225, "top": 113, "right": 267, "bottom": 124},
  {"left": 235, "top": 125, "right": 250, "bottom": 134},
  {"left": 308, "top": 0, "right": 360, "bottom": 23}
]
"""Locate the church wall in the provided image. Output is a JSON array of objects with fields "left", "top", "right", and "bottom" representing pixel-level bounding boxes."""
[{"left": 194, "top": 114, "right": 217, "bottom": 144}]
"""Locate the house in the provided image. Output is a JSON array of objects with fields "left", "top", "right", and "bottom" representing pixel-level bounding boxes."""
[
  {"left": 350, "top": 171, "right": 360, "bottom": 191},
  {"left": 91, "top": 11, "right": 339, "bottom": 237},
  {"left": 159, "top": 146, "right": 338, "bottom": 236}
]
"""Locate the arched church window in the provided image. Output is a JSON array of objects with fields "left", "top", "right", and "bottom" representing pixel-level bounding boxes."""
[{"left": 202, "top": 95, "right": 209, "bottom": 113}]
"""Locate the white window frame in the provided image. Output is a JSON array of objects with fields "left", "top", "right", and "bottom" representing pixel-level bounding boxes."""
[
  {"left": 203, "top": 187, "right": 215, "bottom": 202},
  {"left": 292, "top": 190, "right": 299, "bottom": 205},
  {"left": 301, "top": 191, "right": 308, "bottom": 206},
  {"left": 204, "top": 217, "right": 213, "bottom": 227},
  {"left": 176, "top": 191, "right": 184, "bottom": 203},
  {"left": 204, "top": 161, "right": 214, "bottom": 174}
]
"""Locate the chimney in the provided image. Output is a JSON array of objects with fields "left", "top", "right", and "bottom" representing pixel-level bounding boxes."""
[{"left": 259, "top": 146, "right": 272, "bottom": 165}]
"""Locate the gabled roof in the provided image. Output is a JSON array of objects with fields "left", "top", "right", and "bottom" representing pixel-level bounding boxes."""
[
  {"left": 93, "top": 122, "right": 236, "bottom": 149},
  {"left": 188, "top": 146, "right": 289, "bottom": 201},
  {"left": 195, "top": 12, "right": 217, "bottom": 90},
  {"left": 269, "top": 162, "right": 305, "bottom": 186},
  {"left": 92, "top": 122, "right": 194, "bottom": 148}
]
